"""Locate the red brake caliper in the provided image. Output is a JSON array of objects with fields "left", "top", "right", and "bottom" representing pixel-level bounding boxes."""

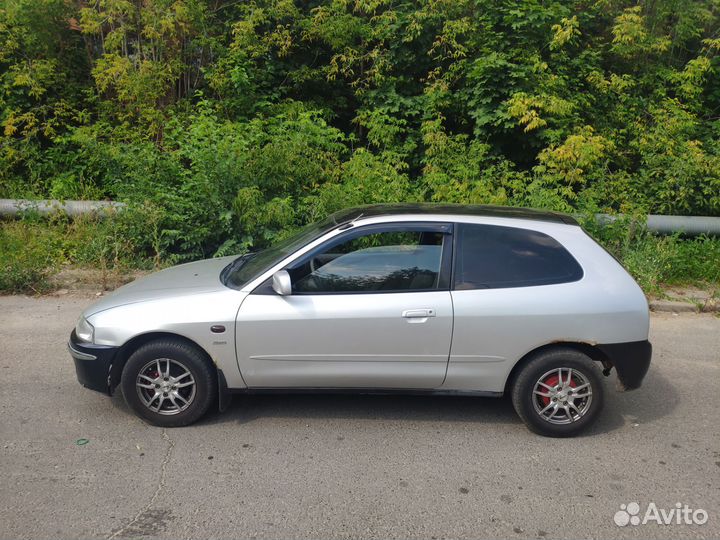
[{"left": 539, "top": 373, "right": 577, "bottom": 406}]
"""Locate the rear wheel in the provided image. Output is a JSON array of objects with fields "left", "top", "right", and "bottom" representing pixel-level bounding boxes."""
[
  {"left": 511, "top": 348, "right": 604, "bottom": 437},
  {"left": 121, "top": 339, "right": 216, "bottom": 427}
]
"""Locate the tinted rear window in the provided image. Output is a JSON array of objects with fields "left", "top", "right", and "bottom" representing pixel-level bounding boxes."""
[{"left": 454, "top": 224, "right": 583, "bottom": 290}]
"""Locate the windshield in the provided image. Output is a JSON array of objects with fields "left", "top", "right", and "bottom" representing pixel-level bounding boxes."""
[{"left": 222, "top": 211, "right": 358, "bottom": 290}]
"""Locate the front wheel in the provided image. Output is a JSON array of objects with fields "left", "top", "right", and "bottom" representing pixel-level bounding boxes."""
[
  {"left": 511, "top": 348, "right": 604, "bottom": 437},
  {"left": 121, "top": 339, "right": 217, "bottom": 427}
]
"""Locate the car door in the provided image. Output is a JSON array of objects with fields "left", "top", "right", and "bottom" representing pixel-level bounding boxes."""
[
  {"left": 445, "top": 222, "right": 586, "bottom": 392},
  {"left": 235, "top": 222, "right": 454, "bottom": 388}
]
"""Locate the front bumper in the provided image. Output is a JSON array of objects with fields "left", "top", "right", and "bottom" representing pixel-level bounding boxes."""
[
  {"left": 598, "top": 340, "right": 652, "bottom": 390},
  {"left": 68, "top": 330, "right": 119, "bottom": 395}
]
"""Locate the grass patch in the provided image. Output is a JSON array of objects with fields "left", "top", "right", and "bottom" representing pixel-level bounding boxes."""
[
  {"left": 580, "top": 214, "right": 720, "bottom": 294},
  {"left": 619, "top": 234, "right": 720, "bottom": 293},
  {"left": 1, "top": 218, "right": 719, "bottom": 295},
  {"left": 0, "top": 216, "right": 151, "bottom": 294},
  {"left": 0, "top": 223, "right": 56, "bottom": 293}
]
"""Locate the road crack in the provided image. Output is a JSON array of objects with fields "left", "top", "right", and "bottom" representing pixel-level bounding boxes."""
[{"left": 107, "top": 429, "right": 175, "bottom": 539}]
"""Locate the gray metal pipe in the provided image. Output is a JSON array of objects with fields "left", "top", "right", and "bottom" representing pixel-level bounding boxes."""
[
  {"left": 0, "top": 198, "right": 125, "bottom": 218},
  {"left": 0, "top": 199, "right": 718, "bottom": 235},
  {"left": 596, "top": 214, "right": 720, "bottom": 236},
  {"left": 646, "top": 215, "right": 720, "bottom": 235}
]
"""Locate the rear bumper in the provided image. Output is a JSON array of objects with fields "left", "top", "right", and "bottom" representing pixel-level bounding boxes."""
[
  {"left": 598, "top": 340, "right": 652, "bottom": 390},
  {"left": 68, "top": 330, "right": 119, "bottom": 395}
]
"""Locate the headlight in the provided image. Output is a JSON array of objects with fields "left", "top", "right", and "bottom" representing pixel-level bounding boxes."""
[{"left": 75, "top": 317, "right": 95, "bottom": 343}]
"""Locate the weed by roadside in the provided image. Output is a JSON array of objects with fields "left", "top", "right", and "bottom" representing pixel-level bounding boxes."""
[
  {"left": 620, "top": 234, "right": 720, "bottom": 293},
  {"left": 580, "top": 213, "right": 720, "bottom": 294},
  {"left": 0, "top": 215, "right": 154, "bottom": 294},
  {"left": 1, "top": 215, "right": 719, "bottom": 296},
  {"left": 0, "top": 223, "right": 55, "bottom": 293}
]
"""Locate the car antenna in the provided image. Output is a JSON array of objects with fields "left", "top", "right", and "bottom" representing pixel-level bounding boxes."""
[{"left": 338, "top": 212, "right": 364, "bottom": 230}]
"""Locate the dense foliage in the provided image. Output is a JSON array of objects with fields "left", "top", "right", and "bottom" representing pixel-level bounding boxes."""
[{"left": 1, "top": 0, "right": 719, "bottom": 266}]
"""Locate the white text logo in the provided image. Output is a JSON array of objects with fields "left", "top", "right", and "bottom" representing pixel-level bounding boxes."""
[{"left": 614, "top": 502, "right": 708, "bottom": 527}]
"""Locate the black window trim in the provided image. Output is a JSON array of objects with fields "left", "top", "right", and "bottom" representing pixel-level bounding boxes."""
[
  {"left": 252, "top": 221, "right": 454, "bottom": 296},
  {"left": 450, "top": 221, "right": 584, "bottom": 291}
]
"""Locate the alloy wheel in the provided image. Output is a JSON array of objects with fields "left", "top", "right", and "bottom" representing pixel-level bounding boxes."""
[
  {"left": 135, "top": 358, "right": 196, "bottom": 415},
  {"left": 531, "top": 367, "right": 593, "bottom": 425}
]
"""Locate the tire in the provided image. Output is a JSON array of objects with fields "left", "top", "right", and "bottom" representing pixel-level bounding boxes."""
[
  {"left": 511, "top": 348, "right": 604, "bottom": 437},
  {"left": 121, "top": 339, "right": 217, "bottom": 427}
]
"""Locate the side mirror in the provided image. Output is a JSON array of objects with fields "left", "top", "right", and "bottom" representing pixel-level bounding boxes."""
[{"left": 272, "top": 270, "right": 292, "bottom": 296}]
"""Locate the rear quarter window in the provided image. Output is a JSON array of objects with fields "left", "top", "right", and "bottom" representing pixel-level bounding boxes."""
[{"left": 454, "top": 223, "right": 583, "bottom": 290}]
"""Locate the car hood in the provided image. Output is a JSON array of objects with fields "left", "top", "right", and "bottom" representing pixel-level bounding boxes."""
[{"left": 84, "top": 256, "right": 237, "bottom": 316}]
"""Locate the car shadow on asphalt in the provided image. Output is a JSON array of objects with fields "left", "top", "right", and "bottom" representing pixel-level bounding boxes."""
[
  {"left": 195, "top": 367, "right": 677, "bottom": 437},
  {"left": 584, "top": 367, "right": 678, "bottom": 436},
  {"left": 212, "top": 392, "right": 523, "bottom": 427},
  {"left": 106, "top": 365, "right": 677, "bottom": 437}
]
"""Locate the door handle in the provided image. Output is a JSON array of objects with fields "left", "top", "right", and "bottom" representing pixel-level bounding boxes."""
[{"left": 402, "top": 309, "right": 435, "bottom": 318}]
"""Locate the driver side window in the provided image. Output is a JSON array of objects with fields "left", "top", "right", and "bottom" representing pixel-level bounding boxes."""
[{"left": 289, "top": 229, "right": 446, "bottom": 294}]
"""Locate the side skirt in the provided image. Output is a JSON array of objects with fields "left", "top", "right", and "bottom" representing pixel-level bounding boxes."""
[{"left": 226, "top": 387, "right": 504, "bottom": 398}]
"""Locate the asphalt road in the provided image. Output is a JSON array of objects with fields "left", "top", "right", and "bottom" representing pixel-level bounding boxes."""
[{"left": 0, "top": 294, "right": 718, "bottom": 540}]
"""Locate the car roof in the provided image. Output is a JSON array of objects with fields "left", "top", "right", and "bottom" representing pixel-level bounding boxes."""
[{"left": 329, "top": 203, "right": 579, "bottom": 226}]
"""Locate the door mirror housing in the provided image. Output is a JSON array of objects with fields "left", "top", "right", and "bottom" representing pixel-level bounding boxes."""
[{"left": 272, "top": 270, "right": 292, "bottom": 296}]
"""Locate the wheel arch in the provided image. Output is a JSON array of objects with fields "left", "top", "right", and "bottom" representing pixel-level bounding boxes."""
[
  {"left": 109, "top": 331, "right": 216, "bottom": 394},
  {"left": 503, "top": 341, "right": 610, "bottom": 395}
]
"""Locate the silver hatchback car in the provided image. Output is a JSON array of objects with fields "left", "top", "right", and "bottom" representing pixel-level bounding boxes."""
[{"left": 69, "top": 204, "right": 651, "bottom": 436}]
